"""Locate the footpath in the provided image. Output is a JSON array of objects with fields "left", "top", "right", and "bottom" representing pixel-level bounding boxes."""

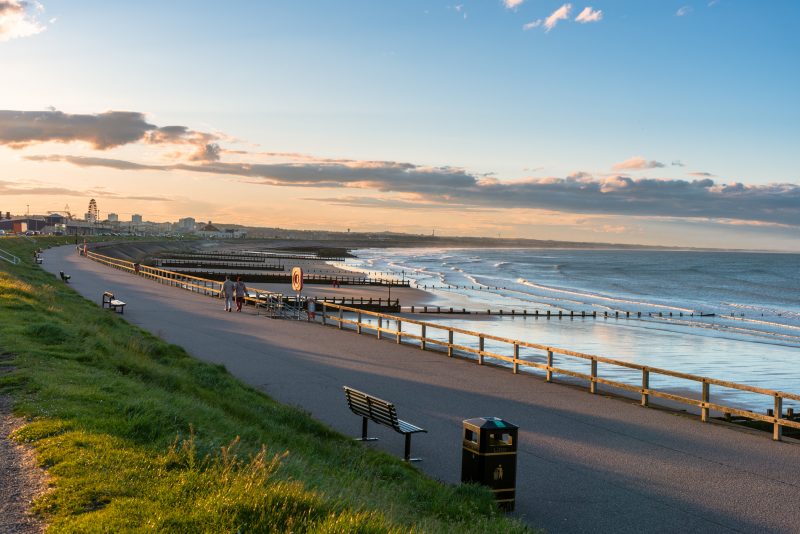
[{"left": 44, "top": 246, "right": 800, "bottom": 533}]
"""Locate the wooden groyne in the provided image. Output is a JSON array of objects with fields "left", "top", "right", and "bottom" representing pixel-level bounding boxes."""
[
  {"left": 156, "top": 259, "right": 285, "bottom": 270},
  {"left": 167, "top": 270, "right": 410, "bottom": 286},
  {"left": 401, "top": 306, "right": 715, "bottom": 318}
]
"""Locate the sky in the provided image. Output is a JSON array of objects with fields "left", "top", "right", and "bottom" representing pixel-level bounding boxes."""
[{"left": 1, "top": 0, "right": 799, "bottom": 250}]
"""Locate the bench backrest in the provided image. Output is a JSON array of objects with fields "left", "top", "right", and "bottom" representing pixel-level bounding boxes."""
[{"left": 344, "top": 387, "right": 400, "bottom": 431}]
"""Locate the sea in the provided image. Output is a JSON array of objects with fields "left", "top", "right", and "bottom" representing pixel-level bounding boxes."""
[{"left": 335, "top": 248, "right": 800, "bottom": 413}]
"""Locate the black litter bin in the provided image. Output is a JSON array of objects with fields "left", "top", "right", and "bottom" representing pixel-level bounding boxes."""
[{"left": 461, "top": 417, "right": 518, "bottom": 511}]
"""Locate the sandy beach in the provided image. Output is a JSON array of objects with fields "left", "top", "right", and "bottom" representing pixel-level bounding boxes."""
[{"left": 244, "top": 257, "right": 437, "bottom": 305}]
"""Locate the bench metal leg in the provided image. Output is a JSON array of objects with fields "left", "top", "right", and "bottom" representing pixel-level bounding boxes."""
[
  {"left": 355, "top": 416, "right": 378, "bottom": 442},
  {"left": 403, "top": 434, "right": 421, "bottom": 462}
]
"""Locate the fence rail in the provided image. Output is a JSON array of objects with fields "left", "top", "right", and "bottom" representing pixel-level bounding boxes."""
[
  {"left": 319, "top": 301, "right": 800, "bottom": 442},
  {"left": 83, "top": 248, "right": 800, "bottom": 442},
  {"left": 85, "top": 251, "right": 286, "bottom": 314},
  {"left": 0, "top": 247, "right": 21, "bottom": 265}
]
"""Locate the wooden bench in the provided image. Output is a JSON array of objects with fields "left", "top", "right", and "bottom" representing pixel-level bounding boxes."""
[
  {"left": 59, "top": 271, "right": 71, "bottom": 283},
  {"left": 343, "top": 386, "right": 427, "bottom": 462},
  {"left": 102, "top": 291, "right": 126, "bottom": 314}
]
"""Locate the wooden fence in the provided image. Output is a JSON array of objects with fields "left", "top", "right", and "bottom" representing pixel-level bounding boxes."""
[
  {"left": 319, "top": 301, "right": 800, "bottom": 442},
  {"left": 85, "top": 251, "right": 282, "bottom": 310},
  {"left": 84, "top": 249, "right": 800, "bottom": 442}
]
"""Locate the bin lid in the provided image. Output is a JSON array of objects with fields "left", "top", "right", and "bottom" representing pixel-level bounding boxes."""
[{"left": 463, "top": 417, "right": 518, "bottom": 430}]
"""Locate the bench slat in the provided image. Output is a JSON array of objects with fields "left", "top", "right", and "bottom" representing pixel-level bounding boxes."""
[
  {"left": 397, "top": 420, "right": 426, "bottom": 434},
  {"left": 344, "top": 386, "right": 424, "bottom": 435}
]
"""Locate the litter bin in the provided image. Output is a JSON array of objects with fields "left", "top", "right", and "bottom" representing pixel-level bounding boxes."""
[{"left": 461, "top": 417, "right": 518, "bottom": 511}]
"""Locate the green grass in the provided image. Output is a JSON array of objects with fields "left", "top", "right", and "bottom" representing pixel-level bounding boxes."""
[{"left": 0, "top": 237, "right": 532, "bottom": 533}]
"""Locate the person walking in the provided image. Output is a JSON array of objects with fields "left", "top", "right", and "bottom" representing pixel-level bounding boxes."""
[
  {"left": 307, "top": 297, "right": 316, "bottom": 321},
  {"left": 234, "top": 276, "right": 247, "bottom": 312},
  {"left": 221, "top": 276, "right": 235, "bottom": 312}
]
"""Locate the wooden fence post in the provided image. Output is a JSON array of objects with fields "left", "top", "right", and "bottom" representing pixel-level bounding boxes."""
[
  {"left": 377, "top": 317, "right": 382, "bottom": 339},
  {"left": 774, "top": 396, "right": 783, "bottom": 441},
  {"left": 357, "top": 312, "right": 362, "bottom": 334},
  {"left": 546, "top": 350, "right": 553, "bottom": 382},
  {"left": 641, "top": 369, "right": 649, "bottom": 407},
  {"left": 448, "top": 330, "right": 453, "bottom": 357},
  {"left": 421, "top": 325, "right": 426, "bottom": 350},
  {"left": 479, "top": 336, "right": 485, "bottom": 365},
  {"left": 701, "top": 382, "right": 710, "bottom": 422},
  {"left": 396, "top": 321, "right": 402, "bottom": 344},
  {"left": 590, "top": 359, "right": 598, "bottom": 394},
  {"left": 513, "top": 343, "right": 519, "bottom": 374}
]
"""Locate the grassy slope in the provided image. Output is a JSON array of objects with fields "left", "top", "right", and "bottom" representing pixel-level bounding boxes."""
[{"left": 0, "top": 237, "right": 532, "bottom": 533}]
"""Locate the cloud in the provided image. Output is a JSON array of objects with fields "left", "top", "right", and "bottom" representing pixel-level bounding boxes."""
[
  {"left": 0, "top": 178, "right": 172, "bottom": 201},
  {"left": 503, "top": 0, "right": 525, "bottom": 8},
  {"left": 688, "top": 171, "right": 715, "bottom": 177},
  {"left": 575, "top": 7, "right": 602, "bottom": 23},
  {"left": 0, "top": 110, "right": 157, "bottom": 149},
  {"left": 544, "top": 3, "right": 572, "bottom": 32},
  {"left": 307, "top": 196, "right": 489, "bottom": 212},
  {"left": 523, "top": 19, "right": 542, "bottom": 30},
  {"left": 0, "top": 0, "right": 46, "bottom": 42},
  {"left": 671, "top": 160, "right": 685, "bottom": 167},
  {"left": 0, "top": 109, "right": 222, "bottom": 159},
  {"left": 612, "top": 156, "right": 666, "bottom": 171},
  {"left": 25, "top": 154, "right": 164, "bottom": 170},
  {"left": 676, "top": 6, "right": 692, "bottom": 16},
  {"left": 31, "top": 153, "right": 800, "bottom": 228}
]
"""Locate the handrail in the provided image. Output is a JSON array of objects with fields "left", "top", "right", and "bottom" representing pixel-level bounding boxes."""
[
  {"left": 0, "top": 247, "right": 21, "bottom": 265},
  {"left": 82, "top": 247, "right": 799, "bottom": 442},
  {"left": 318, "top": 301, "right": 800, "bottom": 442},
  {"left": 85, "top": 251, "right": 283, "bottom": 311}
]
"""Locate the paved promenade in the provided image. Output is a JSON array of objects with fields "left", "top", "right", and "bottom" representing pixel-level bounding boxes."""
[{"left": 44, "top": 246, "right": 800, "bottom": 533}]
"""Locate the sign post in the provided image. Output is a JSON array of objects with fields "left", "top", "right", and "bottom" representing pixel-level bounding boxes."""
[{"left": 291, "top": 266, "right": 304, "bottom": 319}]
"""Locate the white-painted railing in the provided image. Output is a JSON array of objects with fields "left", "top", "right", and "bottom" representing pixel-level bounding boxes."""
[{"left": 0, "top": 247, "right": 21, "bottom": 265}]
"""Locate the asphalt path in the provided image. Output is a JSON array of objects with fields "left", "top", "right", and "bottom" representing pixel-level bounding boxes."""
[{"left": 43, "top": 246, "right": 800, "bottom": 533}]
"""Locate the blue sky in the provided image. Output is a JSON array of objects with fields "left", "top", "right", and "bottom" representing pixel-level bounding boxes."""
[{"left": 1, "top": 1, "right": 799, "bottom": 249}]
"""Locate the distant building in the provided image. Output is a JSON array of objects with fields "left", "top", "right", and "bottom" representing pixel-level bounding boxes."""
[
  {"left": 45, "top": 213, "right": 66, "bottom": 226},
  {"left": 107, "top": 213, "right": 119, "bottom": 222},
  {"left": 131, "top": 214, "right": 143, "bottom": 224},
  {"left": 196, "top": 221, "right": 246, "bottom": 239},
  {"left": 177, "top": 217, "right": 196, "bottom": 231}
]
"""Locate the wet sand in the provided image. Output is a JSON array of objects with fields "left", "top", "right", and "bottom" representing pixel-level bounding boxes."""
[{"left": 246, "top": 258, "right": 437, "bottom": 305}]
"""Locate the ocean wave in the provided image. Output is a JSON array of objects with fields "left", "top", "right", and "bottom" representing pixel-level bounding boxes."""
[{"left": 516, "top": 278, "right": 696, "bottom": 313}]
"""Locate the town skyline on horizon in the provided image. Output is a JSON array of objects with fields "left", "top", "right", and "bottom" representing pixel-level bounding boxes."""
[{"left": 2, "top": 1, "right": 799, "bottom": 251}]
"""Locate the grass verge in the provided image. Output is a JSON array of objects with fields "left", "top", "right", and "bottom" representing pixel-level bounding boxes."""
[{"left": 0, "top": 237, "right": 532, "bottom": 533}]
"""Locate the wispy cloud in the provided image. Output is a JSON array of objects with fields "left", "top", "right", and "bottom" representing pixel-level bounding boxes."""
[
  {"left": 0, "top": 0, "right": 46, "bottom": 42},
  {"left": 544, "top": 3, "right": 572, "bottom": 32},
  {"left": 676, "top": 5, "right": 693, "bottom": 16},
  {"left": 0, "top": 178, "right": 172, "bottom": 201},
  {"left": 503, "top": 0, "right": 525, "bottom": 9},
  {"left": 612, "top": 156, "right": 666, "bottom": 171},
  {"left": 522, "top": 19, "right": 542, "bottom": 30},
  {"left": 29, "top": 153, "right": 800, "bottom": 228},
  {"left": 688, "top": 171, "right": 715, "bottom": 177},
  {"left": 575, "top": 7, "right": 602, "bottom": 23}
]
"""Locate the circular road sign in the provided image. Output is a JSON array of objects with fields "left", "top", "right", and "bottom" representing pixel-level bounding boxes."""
[{"left": 291, "top": 267, "right": 304, "bottom": 292}]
